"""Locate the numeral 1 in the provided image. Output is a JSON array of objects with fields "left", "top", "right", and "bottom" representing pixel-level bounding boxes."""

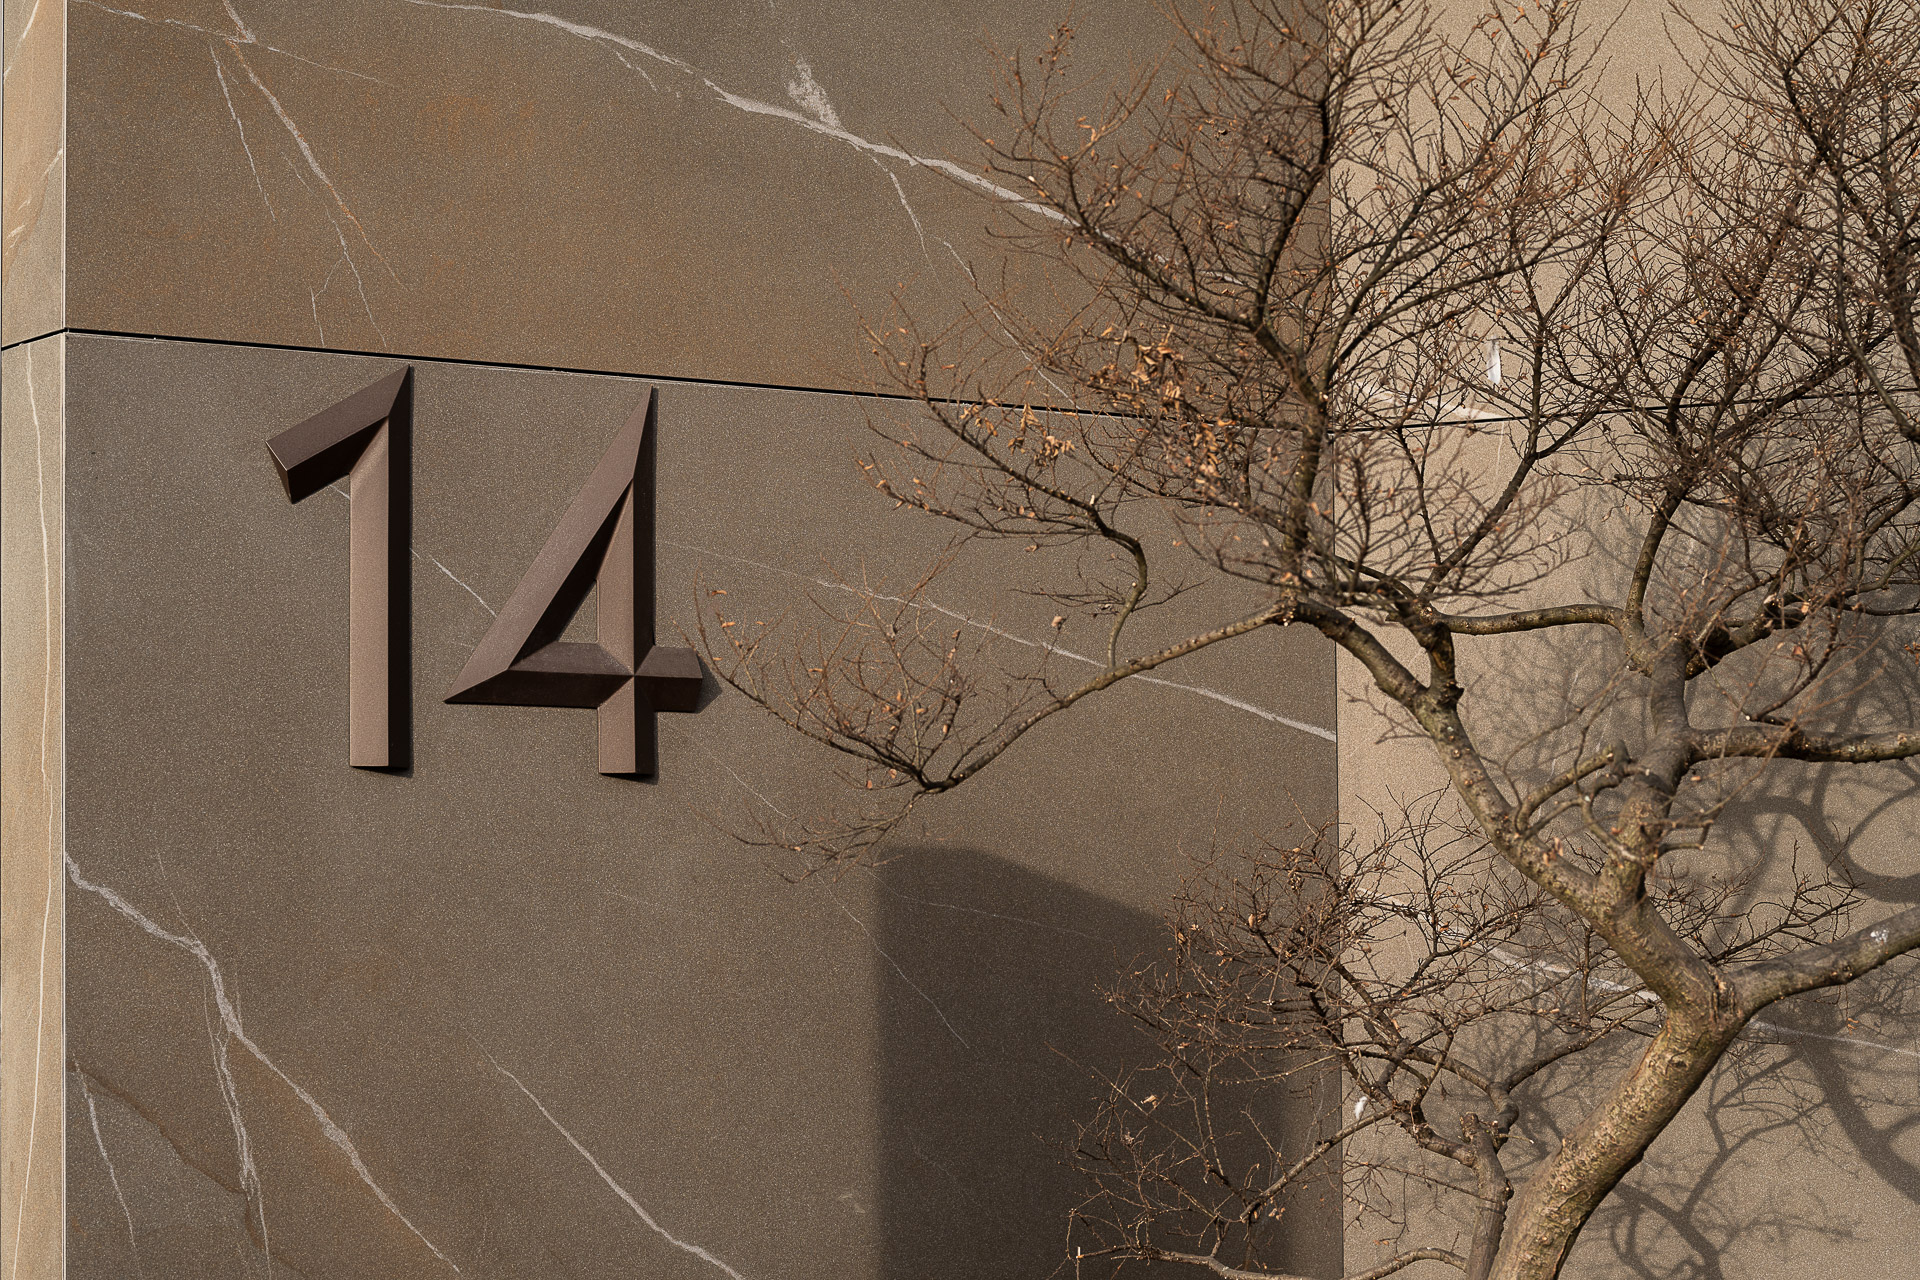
[{"left": 266, "top": 368, "right": 412, "bottom": 769}]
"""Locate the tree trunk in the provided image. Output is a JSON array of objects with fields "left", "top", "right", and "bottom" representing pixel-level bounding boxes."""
[
  {"left": 1487, "top": 1012, "right": 1743, "bottom": 1280},
  {"left": 1463, "top": 1118, "right": 1511, "bottom": 1280}
]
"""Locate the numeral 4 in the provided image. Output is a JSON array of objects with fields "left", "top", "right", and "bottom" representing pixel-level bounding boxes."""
[{"left": 444, "top": 389, "right": 702, "bottom": 776}]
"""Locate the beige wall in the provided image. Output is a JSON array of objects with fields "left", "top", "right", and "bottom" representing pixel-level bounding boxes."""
[
  {"left": 55, "top": 0, "right": 1161, "bottom": 391},
  {"left": 1, "top": 336, "right": 64, "bottom": 1280},
  {"left": 1, "top": 0, "right": 66, "bottom": 344},
  {"left": 1339, "top": 5, "right": 1919, "bottom": 1275}
]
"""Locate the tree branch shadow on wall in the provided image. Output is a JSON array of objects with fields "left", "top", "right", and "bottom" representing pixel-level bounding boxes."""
[
  {"left": 1342, "top": 578, "right": 1920, "bottom": 1279},
  {"left": 869, "top": 847, "right": 1343, "bottom": 1280},
  {"left": 1588, "top": 1041, "right": 1876, "bottom": 1280},
  {"left": 1565, "top": 676, "right": 1919, "bottom": 1276}
]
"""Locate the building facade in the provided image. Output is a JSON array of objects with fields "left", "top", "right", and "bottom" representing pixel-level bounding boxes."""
[
  {"left": 5, "top": 2, "right": 1916, "bottom": 1278},
  {"left": 2, "top": 3, "right": 1341, "bottom": 1277}
]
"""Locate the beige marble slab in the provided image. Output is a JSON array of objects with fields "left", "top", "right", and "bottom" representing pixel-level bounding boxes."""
[
  {"left": 1, "top": 335, "right": 64, "bottom": 1280},
  {"left": 56, "top": 333, "right": 1337, "bottom": 1278},
  {"left": 2, "top": 0, "right": 67, "bottom": 344},
  {"left": 61, "top": 0, "right": 1167, "bottom": 390}
]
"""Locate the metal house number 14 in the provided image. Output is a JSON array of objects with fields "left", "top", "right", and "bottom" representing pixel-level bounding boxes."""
[{"left": 266, "top": 367, "right": 703, "bottom": 776}]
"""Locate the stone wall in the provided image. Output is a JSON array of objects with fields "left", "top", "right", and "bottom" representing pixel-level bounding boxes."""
[{"left": 2, "top": 4, "right": 1341, "bottom": 1276}]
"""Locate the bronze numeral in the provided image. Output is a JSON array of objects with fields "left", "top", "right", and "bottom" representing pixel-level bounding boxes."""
[
  {"left": 444, "top": 388, "right": 702, "bottom": 776},
  {"left": 267, "top": 368, "right": 412, "bottom": 770}
]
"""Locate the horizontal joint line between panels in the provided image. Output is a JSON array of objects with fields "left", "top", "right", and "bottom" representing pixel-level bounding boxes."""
[
  {"left": 3, "top": 326, "right": 927, "bottom": 403},
  {"left": 0, "top": 328, "right": 66, "bottom": 352}
]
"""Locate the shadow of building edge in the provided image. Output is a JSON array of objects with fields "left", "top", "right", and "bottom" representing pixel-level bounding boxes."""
[{"left": 871, "top": 846, "right": 1344, "bottom": 1280}]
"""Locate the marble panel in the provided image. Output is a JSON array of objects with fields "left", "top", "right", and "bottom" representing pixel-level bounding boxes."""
[
  {"left": 64, "top": 0, "right": 1168, "bottom": 389},
  {"left": 59, "top": 334, "right": 1339, "bottom": 1278},
  {"left": 1, "top": 335, "right": 65, "bottom": 1280},
  {"left": 2, "top": 0, "right": 66, "bottom": 343}
]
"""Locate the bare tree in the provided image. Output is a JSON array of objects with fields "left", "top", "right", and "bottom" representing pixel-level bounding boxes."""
[
  {"left": 699, "top": 1, "right": 1920, "bottom": 1277},
  {"left": 1064, "top": 803, "right": 1867, "bottom": 1280}
]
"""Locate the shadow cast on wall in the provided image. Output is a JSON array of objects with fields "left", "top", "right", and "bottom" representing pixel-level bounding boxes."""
[
  {"left": 870, "top": 847, "right": 1341, "bottom": 1280},
  {"left": 1453, "top": 615, "right": 1920, "bottom": 1277},
  {"left": 1338, "top": 518, "right": 1920, "bottom": 1279},
  {"left": 1586, "top": 1024, "right": 1920, "bottom": 1280}
]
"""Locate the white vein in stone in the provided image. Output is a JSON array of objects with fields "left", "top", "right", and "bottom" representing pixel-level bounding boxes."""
[
  {"left": 222, "top": 0, "right": 254, "bottom": 42},
  {"left": 863, "top": 874, "right": 1104, "bottom": 941},
  {"left": 395, "top": 1, "right": 696, "bottom": 72},
  {"left": 8, "top": 347, "right": 58, "bottom": 1280},
  {"left": 1515, "top": 942, "right": 1920, "bottom": 1061},
  {"left": 320, "top": 210, "right": 390, "bottom": 347},
  {"left": 63, "top": 858, "right": 462, "bottom": 1274},
  {"left": 827, "top": 891, "right": 970, "bottom": 1049},
  {"left": 73, "top": 0, "right": 388, "bottom": 82},
  {"left": 784, "top": 56, "right": 840, "bottom": 129},
  {"left": 316, "top": 210, "right": 387, "bottom": 351},
  {"left": 603, "top": 887, "right": 677, "bottom": 914},
  {"left": 198, "top": 998, "right": 271, "bottom": 1270},
  {"left": 326, "top": 485, "right": 497, "bottom": 616},
  {"left": 608, "top": 49, "right": 657, "bottom": 89},
  {"left": 210, "top": 46, "right": 277, "bottom": 221},
  {"left": 230, "top": 46, "right": 398, "bottom": 285},
  {"left": 310, "top": 257, "right": 344, "bottom": 344},
  {"left": 1749, "top": 1018, "right": 1920, "bottom": 1062},
  {"left": 940, "top": 238, "right": 1077, "bottom": 404},
  {"left": 417, "top": 551, "right": 496, "bottom": 616},
  {"left": 489, "top": 1058, "right": 748, "bottom": 1280},
  {"left": 28, "top": 337, "right": 53, "bottom": 953},
  {"left": 1430, "top": 909, "right": 1920, "bottom": 1068},
  {"left": 393, "top": 1, "right": 1060, "bottom": 218},
  {"left": 663, "top": 539, "right": 1338, "bottom": 742},
  {"left": 1, "top": 0, "right": 44, "bottom": 80},
  {"left": 658, "top": 720, "right": 790, "bottom": 818},
  {"left": 700, "top": 79, "right": 1052, "bottom": 215},
  {"left": 75, "top": 1074, "right": 146, "bottom": 1279},
  {"left": 3, "top": 146, "right": 64, "bottom": 259},
  {"left": 887, "top": 170, "right": 933, "bottom": 265}
]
